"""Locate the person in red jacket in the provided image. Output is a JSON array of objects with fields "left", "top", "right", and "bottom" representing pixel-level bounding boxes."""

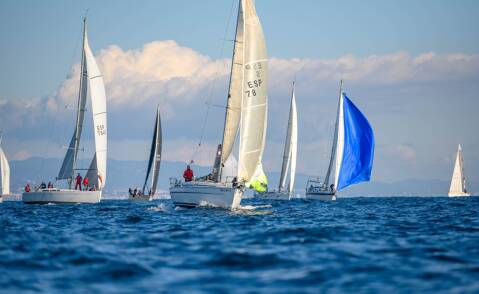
[
  {"left": 75, "top": 173, "right": 82, "bottom": 190},
  {"left": 25, "top": 184, "right": 31, "bottom": 193},
  {"left": 183, "top": 165, "right": 194, "bottom": 182},
  {"left": 83, "top": 177, "right": 89, "bottom": 191}
]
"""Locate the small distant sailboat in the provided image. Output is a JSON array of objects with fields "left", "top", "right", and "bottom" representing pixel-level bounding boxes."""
[
  {"left": 306, "top": 81, "right": 374, "bottom": 200},
  {"left": 256, "top": 82, "right": 297, "bottom": 200},
  {"left": 169, "top": 0, "right": 269, "bottom": 209},
  {"left": 448, "top": 144, "right": 470, "bottom": 197},
  {"left": 129, "top": 107, "right": 162, "bottom": 201},
  {"left": 0, "top": 135, "right": 10, "bottom": 203},
  {"left": 23, "top": 17, "right": 107, "bottom": 204}
]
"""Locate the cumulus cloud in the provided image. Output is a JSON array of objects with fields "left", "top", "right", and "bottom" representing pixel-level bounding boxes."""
[{"left": 1, "top": 39, "right": 478, "bottom": 183}]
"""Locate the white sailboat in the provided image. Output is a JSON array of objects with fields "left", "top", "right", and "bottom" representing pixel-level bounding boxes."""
[
  {"left": 0, "top": 135, "right": 10, "bottom": 203},
  {"left": 256, "top": 82, "right": 297, "bottom": 200},
  {"left": 306, "top": 81, "right": 374, "bottom": 200},
  {"left": 448, "top": 144, "right": 470, "bottom": 197},
  {"left": 129, "top": 107, "right": 162, "bottom": 201},
  {"left": 169, "top": 0, "right": 268, "bottom": 209},
  {"left": 23, "top": 17, "right": 107, "bottom": 204}
]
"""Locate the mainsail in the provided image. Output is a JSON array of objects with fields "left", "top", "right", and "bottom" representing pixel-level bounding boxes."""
[
  {"left": 278, "top": 83, "right": 298, "bottom": 193},
  {"left": 0, "top": 146, "right": 10, "bottom": 195},
  {"left": 335, "top": 93, "right": 374, "bottom": 191},
  {"left": 142, "top": 107, "right": 162, "bottom": 196},
  {"left": 449, "top": 144, "right": 468, "bottom": 195},
  {"left": 238, "top": 0, "right": 268, "bottom": 185}
]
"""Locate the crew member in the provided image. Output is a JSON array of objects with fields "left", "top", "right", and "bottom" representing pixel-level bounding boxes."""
[
  {"left": 75, "top": 173, "right": 82, "bottom": 190},
  {"left": 183, "top": 165, "right": 194, "bottom": 182},
  {"left": 25, "top": 184, "right": 31, "bottom": 193},
  {"left": 83, "top": 177, "right": 89, "bottom": 191}
]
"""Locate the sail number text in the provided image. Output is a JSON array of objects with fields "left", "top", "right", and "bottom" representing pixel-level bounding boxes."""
[
  {"left": 96, "top": 124, "right": 106, "bottom": 136},
  {"left": 245, "top": 79, "right": 263, "bottom": 97}
]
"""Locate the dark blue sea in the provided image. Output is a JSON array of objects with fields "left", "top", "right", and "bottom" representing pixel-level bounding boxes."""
[{"left": 1, "top": 197, "right": 479, "bottom": 293}]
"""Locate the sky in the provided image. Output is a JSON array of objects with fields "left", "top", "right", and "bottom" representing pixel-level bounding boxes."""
[{"left": 0, "top": 0, "right": 478, "bottom": 189}]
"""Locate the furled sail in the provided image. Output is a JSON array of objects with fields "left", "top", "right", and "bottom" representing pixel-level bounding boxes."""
[
  {"left": 449, "top": 144, "right": 467, "bottom": 195},
  {"left": 238, "top": 0, "right": 268, "bottom": 184},
  {"left": 143, "top": 107, "right": 162, "bottom": 196},
  {"left": 336, "top": 93, "right": 374, "bottom": 191},
  {"left": 84, "top": 29, "right": 108, "bottom": 190},
  {"left": 279, "top": 83, "right": 298, "bottom": 193},
  {"left": 0, "top": 146, "right": 10, "bottom": 195},
  {"left": 219, "top": 0, "right": 244, "bottom": 168},
  {"left": 58, "top": 39, "right": 88, "bottom": 180}
]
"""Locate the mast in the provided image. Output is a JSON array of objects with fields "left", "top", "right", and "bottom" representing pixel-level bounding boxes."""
[
  {"left": 215, "top": 0, "right": 243, "bottom": 182},
  {"left": 70, "top": 17, "right": 88, "bottom": 185},
  {"left": 323, "top": 80, "right": 343, "bottom": 188}
]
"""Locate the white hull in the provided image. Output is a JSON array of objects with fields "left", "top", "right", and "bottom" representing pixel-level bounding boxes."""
[
  {"left": 22, "top": 189, "right": 101, "bottom": 204},
  {"left": 255, "top": 191, "right": 290, "bottom": 200},
  {"left": 169, "top": 181, "right": 242, "bottom": 209},
  {"left": 448, "top": 192, "right": 470, "bottom": 197},
  {"left": 305, "top": 192, "right": 337, "bottom": 201},
  {"left": 129, "top": 194, "right": 152, "bottom": 201}
]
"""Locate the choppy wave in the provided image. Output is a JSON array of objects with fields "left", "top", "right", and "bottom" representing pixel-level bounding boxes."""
[{"left": 1, "top": 197, "right": 479, "bottom": 293}]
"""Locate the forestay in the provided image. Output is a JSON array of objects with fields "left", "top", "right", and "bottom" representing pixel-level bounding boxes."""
[{"left": 238, "top": 0, "right": 268, "bottom": 185}]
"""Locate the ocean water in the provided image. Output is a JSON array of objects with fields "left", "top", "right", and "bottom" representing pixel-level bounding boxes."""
[{"left": 1, "top": 197, "right": 479, "bottom": 293}]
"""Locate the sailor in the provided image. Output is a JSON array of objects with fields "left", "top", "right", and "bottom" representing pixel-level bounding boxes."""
[
  {"left": 330, "top": 184, "right": 335, "bottom": 192},
  {"left": 83, "top": 177, "right": 89, "bottom": 191},
  {"left": 47, "top": 182, "right": 53, "bottom": 189},
  {"left": 75, "top": 173, "right": 82, "bottom": 190},
  {"left": 129, "top": 188, "right": 133, "bottom": 196},
  {"left": 232, "top": 176, "right": 238, "bottom": 188},
  {"left": 133, "top": 188, "right": 138, "bottom": 197},
  {"left": 25, "top": 184, "right": 31, "bottom": 193},
  {"left": 183, "top": 165, "right": 194, "bottom": 182},
  {"left": 40, "top": 182, "right": 47, "bottom": 189}
]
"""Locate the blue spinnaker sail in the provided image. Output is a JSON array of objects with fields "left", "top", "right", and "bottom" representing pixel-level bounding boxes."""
[{"left": 337, "top": 93, "right": 374, "bottom": 190}]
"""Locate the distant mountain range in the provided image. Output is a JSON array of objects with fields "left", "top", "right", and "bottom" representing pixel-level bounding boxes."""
[{"left": 7, "top": 157, "right": 477, "bottom": 197}]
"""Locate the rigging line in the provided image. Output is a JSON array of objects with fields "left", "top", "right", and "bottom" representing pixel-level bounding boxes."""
[{"left": 192, "top": 0, "right": 237, "bottom": 163}]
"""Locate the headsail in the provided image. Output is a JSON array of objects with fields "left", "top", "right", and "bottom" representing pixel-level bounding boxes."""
[
  {"left": 218, "top": 0, "right": 245, "bottom": 172},
  {"left": 142, "top": 107, "right": 162, "bottom": 196},
  {"left": 84, "top": 27, "right": 108, "bottom": 190},
  {"left": 336, "top": 93, "right": 374, "bottom": 191},
  {"left": 0, "top": 146, "right": 10, "bottom": 195},
  {"left": 279, "top": 83, "right": 298, "bottom": 193},
  {"left": 238, "top": 0, "right": 268, "bottom": 185},
  {"left": 449, "top": 144, "right": 467, "bottom": 195},
  {"left": 58, "top": 22, "right": 88, "bottom": 180}
]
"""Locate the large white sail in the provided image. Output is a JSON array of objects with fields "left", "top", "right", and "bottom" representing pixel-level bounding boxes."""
[
  {"left": 333, "top": 93, "right": 345, "bottom": 189},
  {"left": 84, "top": 29, "right": 107, "bottom": 190},
  {"left": 449, "top": 144, "right": 469, "bottom": 196},
  {"left": 143, "top": 107, "right": 162, "bottom": 195},
  {"left": 220, "top": 1, "right": 244, "bottom": 166},
  {"left": 0, "top": 146, "right": 10, "bottom": 195},
  {"left": 238, "top": 0, "right": 268, "bottom": 184},
  {"left": 279, "top": 84, "right": 298, "bottom": 193}
]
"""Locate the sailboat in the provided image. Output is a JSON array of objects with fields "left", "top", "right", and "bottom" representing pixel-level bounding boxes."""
[
  {"left": 256, "top": 82, "right": 297, "bottom": 200},
  {"left": 0, "top": 135, "right": 10, "bottom": 203},
  {"left": 448, "top": 144, "right": 470, "bottom": 197},
  {"left": 169, "top": 0, "right": 268, "bottom": 209},
  {"left": 129, "top": 107, "right": 162, "bottom": 201},
  {"left": 22, "top": 17, "right": 107, "bottom": 204},
  {"left": 306, "top": 81, "right": 374, "bottom": 200}
]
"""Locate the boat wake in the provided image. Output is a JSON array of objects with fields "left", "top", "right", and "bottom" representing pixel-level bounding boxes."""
[
  {"left": 147, "top": 203, "right": 169, "bottom": 212},
  {"left": 232, "top": 204, "right": 273, "bottom": 215}
]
